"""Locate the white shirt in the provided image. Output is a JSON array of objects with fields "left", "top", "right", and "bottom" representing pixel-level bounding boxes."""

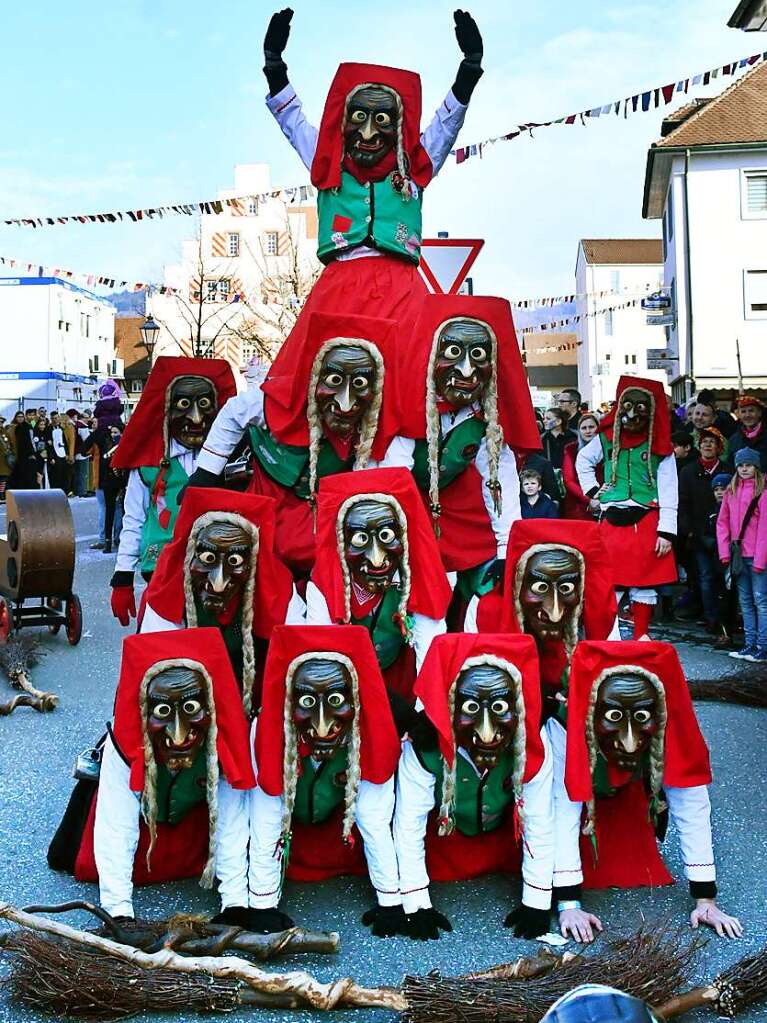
[
  {"left": 51, "top": 426, "right": 66, "bottom": 459},
  {"left": 140, "top": 586, "right": 306, "bottom": 635}
]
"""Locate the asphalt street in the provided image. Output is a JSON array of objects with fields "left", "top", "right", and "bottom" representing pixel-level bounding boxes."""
[{"left": 0, "top": 496, "right": 765, "bottom": 1023}]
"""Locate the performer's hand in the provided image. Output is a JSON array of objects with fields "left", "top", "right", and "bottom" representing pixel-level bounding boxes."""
[
  {"left": 559, "top": 907, "right": 603, "bottom": 943},
  {"left": 264, "top": 8, "right": 293, "bottom": 58},
  {"left": 504, "top": 904, "right": 550, "bottom": 939},
  {"left": 361, "top": 904, "right": 407, "bottom": 938},
  {"left": 211, "top": 906, "right": 295, "bottom": 933},
  {"left": 453, "top": 9, "right": 483, "bottom": 61},
  {"left": 690, "top": 900, "right": 743, "bottom": 939},
  {"left": 655, "top": 536, "right": 672, "bottom": 557},
  {"left": 110, "top": 574, "right": 136, "bottom": 627},
  {"left": 405, "top": 907, "right": 453, "bottom": 940}
]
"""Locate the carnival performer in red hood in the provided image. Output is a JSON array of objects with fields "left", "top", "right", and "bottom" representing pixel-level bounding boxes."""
[
  {"left": 140, "top": 489, "right": 304, "bottom": 713},
  {"left": 247, "top": 625, "right": 405, "bottom": 936},
  {"left": 188, "top": 312, "right": 403, "bottom": 576},
  {"left": 62, "top": 630, "right": 256, "bottom": 926},
  {"left": 306, "top": 468, "right": 452, "bottom": 702},
  {"left": 251, "top": 9, "right": 482, "bottom": 381},
  {"left": 110, "top": 357, "right": 236, "bottom": 626},
  {"left": 394, "top": 633, "right": 554, "bottom": 940},
  {"left": 555, "top": 640, "right": 742, "bottom": 942},
  {"left": 576, "top": 377, "right": 678, "bottom": 639}
]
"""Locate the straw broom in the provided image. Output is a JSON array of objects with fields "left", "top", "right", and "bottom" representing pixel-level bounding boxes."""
[
  {"left": 0, "top": 634, "right": 58, "bottom": 712},
  {"left": 655, "top": 942, "right": 767, "bottom": 1019},
  {"left": 688, "top": 678, "right": 767, "bottom": 709}
]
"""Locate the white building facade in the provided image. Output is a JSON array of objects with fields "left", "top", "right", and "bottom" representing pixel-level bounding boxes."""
[
  {"left": 0, "top": 277, "right": 118, "bottom": 417},
  {"left": 574, "top": 240, "right": 666, "bottom": 408}
]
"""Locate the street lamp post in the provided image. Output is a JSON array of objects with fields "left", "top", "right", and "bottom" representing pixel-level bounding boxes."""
[{"left": 139, "top": 314, "right": 160, "bottom": 361}]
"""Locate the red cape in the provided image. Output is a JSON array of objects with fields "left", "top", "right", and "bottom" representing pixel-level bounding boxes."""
[
  {"left": 113, "top": 357, "right": 236, "bottom": 470},
  {"left": 398, "top": 295, "right": 541, "bottom": 454},
  {"left": 312, "top": 468, "right": 452, "bottom": 622},
  {"left": 112, "top": 629, "right": 255, "bottom": 793},
  {"left": 144, "top": 488, "right": 293, "bottom": 640},
  {"left": 255, "top": 625, "right": 401, "bottom": 796},
  {"left": 599, "top": 375, "right": 672, "bottom": 457},
  {"left": 310, "top": 63, "right": 433, "bottom": 190}
]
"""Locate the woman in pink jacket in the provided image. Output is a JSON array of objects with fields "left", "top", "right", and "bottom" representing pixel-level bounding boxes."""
[{"left": 717, "top": 448, "right": 767, "bottom": 662}]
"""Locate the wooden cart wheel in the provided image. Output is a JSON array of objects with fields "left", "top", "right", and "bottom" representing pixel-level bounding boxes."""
[
  {"left": 65, "top": 594, "right": 82, "bottom": 646},
  {"left": 0, "top": 597, "right": 11, "bottom": 643},
  {"left": 48, "top": 596, "right": 62, "bottom": 635}
]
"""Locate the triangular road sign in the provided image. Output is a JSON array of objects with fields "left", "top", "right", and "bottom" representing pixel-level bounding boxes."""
[{"left": 419, "top": 238, "right": 484, "bottom": 294}]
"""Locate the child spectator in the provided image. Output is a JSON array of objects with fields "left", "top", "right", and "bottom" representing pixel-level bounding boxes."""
[
  {"left": 709, "top": 472, "right": 737, "bottom": 649},
  {"left": 520, "top": 467, "right": 559, "bottom": 520}
]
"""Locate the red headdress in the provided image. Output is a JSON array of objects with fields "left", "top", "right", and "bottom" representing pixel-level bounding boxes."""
[
  {"left": 311, "top": 467, "right": 453, "bottom": 625},
  {"left": 564, "top": 640, "right": 711, "bottom": 807},
  {"left": 310, "top": 63, "right": 433, "bottom": 190},
  {"left": 598, "top": 375, "right": 672, "bottom": 457},
  {"left": 112, "top": 357, "right": 236, "bottom": 470}
]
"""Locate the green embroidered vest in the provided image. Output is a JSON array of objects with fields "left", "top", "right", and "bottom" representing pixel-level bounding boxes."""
[
  {"left": 249, "top": 425, "right": 352, "bottom": 500},
  {"left": 138, "top": 458, "right": 189, "bottom": 573},
  {"left": 194, "top": 597, "right": 244, "bottom": 682},
  {"left": 412, "top": 417, "right": 487, "bottom": 491},
  {"left": 292, "top": 747, "right": 349, "bottom": 825},
  {"left": 417, "top": 746, "right": 517, "bottom": 837},
  {"left": 598, "top": 435, "right": 661, "bottom": 507},
  {"left": 352, "top": 585, "right": 404, "bottom": 670},
  {"left": 153, "top": 751, "right": 208, "bottom": 825},
  {"left": 317, "top": 172, "right": 423, "bottom": 265}
]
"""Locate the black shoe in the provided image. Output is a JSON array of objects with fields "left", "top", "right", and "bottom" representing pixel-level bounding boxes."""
[
  {"left": 90, "top": 541, "right": 105, "bottom": 550},
  {"left": 103, "top": 543, "right": 113, "bottom": 554}
]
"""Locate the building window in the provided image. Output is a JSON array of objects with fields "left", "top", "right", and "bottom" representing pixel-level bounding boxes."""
[
  {"left": 741, "top": 171, "right": 767, "bottom": 218},
  {"left": 204, "top": 278, "right": 232, "bottom": 303},
  {"left": 265, "top": 232, "right": 279, "bottom": 256},
  {"left": 604, "top": 309, "right": 614, "bottom": 336},
  {"left": 130, "top": 379, "right": 143, "bottom": 393},
  {"left": 227, "top": 232, "right": 240, "bottom": 257},
  {"left": 744, "top": 269, "right": 767, "bottom": 319},
  {"left": 247, "top": 198, "right": 259, "bottom": 216}
]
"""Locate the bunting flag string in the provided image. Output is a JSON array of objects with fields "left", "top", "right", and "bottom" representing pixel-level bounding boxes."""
[
  {"left": 451, "top": 50, "right": 767, "bottom": 164},
  {"left": 511, "top": 285, "right": 660, "bottom": 309},
  {"left": 517, "top": 298, "right": 641, "bottom": 334}
]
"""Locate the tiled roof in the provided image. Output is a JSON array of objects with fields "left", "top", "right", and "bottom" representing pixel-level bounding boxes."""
[{"left": 580, "top": 239, "right": 663, "bottom": 265}]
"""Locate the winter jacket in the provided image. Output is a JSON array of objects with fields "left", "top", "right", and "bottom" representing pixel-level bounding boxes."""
[
  {"left": 678, "top": 459, "right": 733, "bottom": 546},
  {"left": 520, "top": 492, "right": 559, "bottom": 520},
  {"left": 541, "top": 428, "right": 578, "bottom": 470},
  {"left": 729, "top": 423, "right": 767, "bottom": 472},
  {"left": 562, "top": 440, "right": 601, "bottom": 520},
  {"left": 716, "top": 479, "right": 767, "bottom": 572},
  {"left": 521, "top": 453, "right": 561, "bottom": 504}
]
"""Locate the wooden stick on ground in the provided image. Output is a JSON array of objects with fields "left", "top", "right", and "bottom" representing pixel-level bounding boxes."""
[{"left": 0, "top": 691, "right": 53, "bottom": 715}]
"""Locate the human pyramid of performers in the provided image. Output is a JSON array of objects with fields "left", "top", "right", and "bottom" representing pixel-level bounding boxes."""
[{"left": 50, "top": 8, "right": 743, "bottom": 945}]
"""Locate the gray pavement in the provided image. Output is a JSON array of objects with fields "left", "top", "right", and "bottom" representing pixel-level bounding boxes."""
[{"left": 0, "top": 496, "right": 766, "bottom": 1022}]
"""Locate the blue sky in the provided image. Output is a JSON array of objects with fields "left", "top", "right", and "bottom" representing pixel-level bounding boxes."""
[{"left": 0, "top": 0, "right": 755, "bottom": 301}]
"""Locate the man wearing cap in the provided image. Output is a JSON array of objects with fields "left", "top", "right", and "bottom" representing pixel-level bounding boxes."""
[{"left": 730, "top": 396, "right": 767, "bottom": 471}]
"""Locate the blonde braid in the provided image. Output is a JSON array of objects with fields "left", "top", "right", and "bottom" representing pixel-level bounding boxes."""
[
  {"left": 479, "top": 323, "right": 504, "bottom": 515},
  {"left": 425, "top": 327, "right": 443, "bottom": 526},
  {"left": 512, "top": 544, "right": 586, "bottom": 663}
]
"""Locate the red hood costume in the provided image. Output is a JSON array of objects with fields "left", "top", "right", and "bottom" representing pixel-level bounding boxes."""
[
  {"left": 112, "top": 357, "right": 236, "bottom": 471},
  {"left": 564, "top": 640, "right": 711, "bottom": 890},
  {"left": 599, "top": 375, "right": 672, "bottom": 458}
]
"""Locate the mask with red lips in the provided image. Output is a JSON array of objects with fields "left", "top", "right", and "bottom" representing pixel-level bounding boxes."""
[
  {"left": 454, "top": 664, "right": 517, "bottom": 772},
  {"left": 314, "top": 344, "right": 378, "bottom": 438},
  {"left": 292, "top": 659, "right": 355, "bottom": 761},
  {"left": 343, "top": 499, "right": 403, "bottom": 595},
  {"left": 343, "top": 86, "right": 399, "bottom": 169},
  {"left": 595, "top": 672, "right": 659, "bottom": 775},
  {"left": 168, "top": 377, "right": 217, "bottom": 450},
  {"left": 519, "top": 549, "right": 582, "bottom": 644},
  {"left": 146, "top": 666, "right": 210, "bottom": 772},
  {"left": 434, "top": 320, "right": 493, "bottom": 409}
]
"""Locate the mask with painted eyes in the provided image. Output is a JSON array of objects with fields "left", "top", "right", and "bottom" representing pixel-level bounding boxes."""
[
  {"left": 168, "top": 376, "right": 217, "bottom": 450},
  {"left": 146, "top": 666, "right": 211, "bottom": 771},
  {"left": 595, "top": 672, "right": 659, "bottom": 774},
  {"left": 433, "top": 319, "right": 493, "bottom": 409},
  {"left": 343, "top": 86, "right": 399, "bottom": 169},
  {"left": 519, "top": 549, "right": 582, "bottom": 643},
  {"left": 292, "top": 658, "right": 355, "bottom": 761},
  {"left": 343, "top": 499, "right": 404, "bottom": 596},
  {"left": 618, "top": 387, "right": 652, "bottom": 436},
  {"left": 314, "top": 344, "right": 378, "bottom": 438},
  {"left": 189, "top": 521, "right": 253, "bottom": 617},
  {"left": 453, "top": 664, "right": 517, "bottom": 771}
]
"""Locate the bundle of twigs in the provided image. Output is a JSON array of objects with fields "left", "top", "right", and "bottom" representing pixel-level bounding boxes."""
[
  {"left": 688, "top": 678, "right": 767, "bottom": 709},
  {"left": 0, "top": 634, "right": 57, "bottom": 712},
  {"left": 402, "top": 925, "right": 702, "bottom": 1023},
  {"left": 656, "top": 941, "right": 767, "bottom": 1019}
]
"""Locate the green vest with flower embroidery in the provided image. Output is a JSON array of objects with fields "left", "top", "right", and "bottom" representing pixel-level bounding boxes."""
[
  {"left": 292, "top": 747, "right": 349, "bottom": 825},
  {"left": 316, "top": 172, "right": 423, "bottom": 265},
  {"left": 412, "top": 417, "right": 487, "bottom": 492},
  {"left": 598, "top": 435, "right": 661, "bottom": 507},
  {"left": 138, "top": 458, "right": 190, "bottom": 573},
  {"left": 416, "top": 747, "right": 517, "bottom": 837},
  {"left": 352, "top": 585, "right": 405, "bottom": 670},
  {"left": 249, "top": 425, "right": 352, "bottom": 500}
]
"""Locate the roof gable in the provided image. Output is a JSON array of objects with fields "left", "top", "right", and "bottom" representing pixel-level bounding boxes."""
[{"left": 580, "top": 239, "right": 663, "bottom": 265}]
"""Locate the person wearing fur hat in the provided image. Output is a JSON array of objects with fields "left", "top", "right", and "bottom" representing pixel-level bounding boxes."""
[
  {"left": 247, "top": 625, "right": 405, "bottom": 936},
  {"left": 109, "top": 357, "right": 236, "bottom": 627},
  {"left": 140, "top": 489, "right": 304, "bottom": 713},
  {"left": 187, "top": 313, "right": 403, "bottom": 576},
  {"left": 305, "top": 468, "right": 452, "bottom": 702},
  {"left": 55, "top": 630, "right": 256, "bottom": 926},
  {"left": 554, "top": 640, "right": 742, "bottom": 940},
  {"left": 393, "top": 633, "right": 554, "bottom": 940},
  {"left": 257, "top": 9, "right": 483, "bottom": 384},
  {"left": 576, "top": 377, "right": 679, "bottom": 640}
]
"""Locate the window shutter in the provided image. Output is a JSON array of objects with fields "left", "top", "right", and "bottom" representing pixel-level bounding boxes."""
[{"left": 746, "top": 174, "right": 767, "bottom": 213}]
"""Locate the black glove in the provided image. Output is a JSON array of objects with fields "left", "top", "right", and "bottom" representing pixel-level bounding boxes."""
[
  {"left": 211, "top": 906, "right": 295, "bottom": 933},
  {"left": 263, "top": 8, "right": 293, "bottom": 95},
  {"left": 483, "top": 557, "right": 505, "bottom": 589},
  {"left": 452, "top": 9, "right": 483, "bottom": 103},
  {"left": 109, "top": 570, "right": 134, "bottom": 589},
  {"left": 361, "top": 904, "right": 407, "bottom": 938},
  {"left": 405, "top": 907, "right": 453, "bottom": 940},
  {"left": 504, "top": 904, "right": 550, "bottom": 939}
]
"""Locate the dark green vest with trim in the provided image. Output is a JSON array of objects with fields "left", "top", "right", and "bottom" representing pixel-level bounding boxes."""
[
  {"left": 154, "top": 750, "right": 208, "bottom": 825},
  {"left": 194, "top": 597, "right": 243, "bottom": 683},
  {"left": 592, "top": 750, "right": 651, "bottom": 799},
  {"left": 293, "top": 747, "right": 349, "bottom": 825},
  {"left": 249, "top": 425, "right": 352, "bottom": 501},
  {"left": 598, "top": 435, "right": 660, "bottom": 507},
  {"left": 352, "top": 585, "right": 404, "bottom": 670},
  {"left": 412, "top": 417, "right": 487, "bottom": 491},
  {"left": 316, "top": 172, "right": 423, "bottom": 266},
  {"left": 416, "top": 746, "right": 517, "bottom": 837},
  {"left": 138, "top": 458, "right": 189, "bottom": 573}
]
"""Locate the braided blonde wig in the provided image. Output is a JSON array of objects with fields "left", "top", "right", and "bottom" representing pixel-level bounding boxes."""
[
  {"left": 426, "top": 318, "right": 504, "bottom": 525},
  {"left": 306, "top": 337, "right": 385, "bottom": 511},
  {"left": 512, "top": 543, "right": 586, "bottom": 664},
  {"left": 279, "top": 652, "right": 362, "bottom": 846},
  {"left": 138, "top": 658, "right": 220, "bottom": 888},
  {"left": 182, "top": 511, "right": 260, "bottom": 717},
  {"left": 341, "top": 84, "right": 412, "bottom": 196},
  {"left": 335, "top": 492, "right": 411, "bottom": 638},
  {"left": 581, "top": 664, "right": 668, "bottom": 838},
  {"left": 608, "top": 385, "right": 656, "bottom": 487},
  {"left": 438, "top": 654, "right": 528, "bottom": 837}
]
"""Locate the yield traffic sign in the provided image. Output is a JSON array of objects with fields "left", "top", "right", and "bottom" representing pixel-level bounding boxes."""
[{"left": 419, "top": 238, "right": 484, "bottom": 294}]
